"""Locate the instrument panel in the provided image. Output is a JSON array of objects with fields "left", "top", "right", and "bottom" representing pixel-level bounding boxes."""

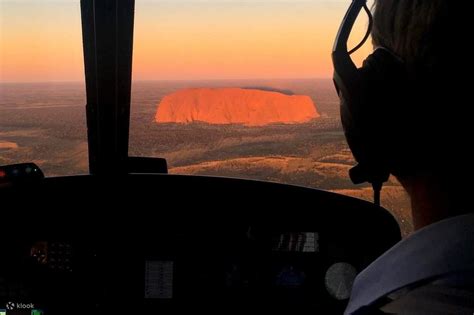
[{"left": 0, "top": 174, "right": 401, "bottom": 314}]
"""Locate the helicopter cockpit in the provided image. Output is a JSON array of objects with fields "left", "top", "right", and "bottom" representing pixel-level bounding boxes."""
[{"left": 0, "top": 1, "right": 405, "bottom": 314}]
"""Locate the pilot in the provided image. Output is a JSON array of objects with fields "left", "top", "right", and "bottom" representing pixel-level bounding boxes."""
[{"left": 337, "top": 1, "right": 474, "bottom": 314}]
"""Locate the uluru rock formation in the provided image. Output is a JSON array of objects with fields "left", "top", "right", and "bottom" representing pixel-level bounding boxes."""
[{"left": 155, "top": 88, "right": 319, "bottom": 126}]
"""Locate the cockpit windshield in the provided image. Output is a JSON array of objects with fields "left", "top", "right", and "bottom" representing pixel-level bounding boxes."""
[
  {"left": 128, "top": 0, "right": 411, "bottom": 234},
  {"left": 0, "top": 0, "right": 88, "bottom": 175},
  {"left": 0, "top": 0, "right": 412, "bottom": 234}
]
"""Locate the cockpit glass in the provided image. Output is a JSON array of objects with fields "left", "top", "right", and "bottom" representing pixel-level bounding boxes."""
[
  {"left": 128, "top": 0, "right": 412, "bottom": 235},
  {"left": 0, "top": 0, "right": 88, "bottom": 176},
  {"left": 0, "top": 0, "right": 412, "bottom": 235}
]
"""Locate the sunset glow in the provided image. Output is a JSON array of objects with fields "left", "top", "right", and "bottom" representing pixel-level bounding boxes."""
[
  {"left": 0, "top": 1, "right": 84, "bottom": 82},
  {"left": 0, "top": 0, "right": 373, "bottom": 82}
]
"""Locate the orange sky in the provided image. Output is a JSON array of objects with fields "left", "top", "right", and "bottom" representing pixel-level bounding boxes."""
[
  {"left": 0, "top": 1, "right": 84, "bottom": 82},
  {"left": 0, "top": 0, "right": 373, "bottom": 83}
]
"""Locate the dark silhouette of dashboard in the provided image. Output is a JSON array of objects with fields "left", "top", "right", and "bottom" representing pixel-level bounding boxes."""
[{"left": 0, "top": 174, "right": 400, "bottom": 314}]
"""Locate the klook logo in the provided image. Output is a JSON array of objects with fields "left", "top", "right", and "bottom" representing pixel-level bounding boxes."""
[
  {"left": 6, "top": 302, "right": 35, "bottom": 310},
  {"left": 5, "top": 302, "right": 15, "bottom": 310}
]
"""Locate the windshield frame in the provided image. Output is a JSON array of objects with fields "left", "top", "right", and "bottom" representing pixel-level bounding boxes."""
[{"left": 80, "top": 0, "right": 135, "bottom": 175}]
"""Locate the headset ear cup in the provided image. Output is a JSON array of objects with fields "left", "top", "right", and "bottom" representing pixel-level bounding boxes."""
[{"left": 340, "top": 48, "right": 405, "bottom": 184}]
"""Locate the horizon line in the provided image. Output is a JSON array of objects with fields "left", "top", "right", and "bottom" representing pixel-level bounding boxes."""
[{"left": 0, "top": 76, "right": 333, "bottom": 85}]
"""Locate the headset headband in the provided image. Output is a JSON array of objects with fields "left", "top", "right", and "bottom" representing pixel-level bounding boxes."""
[{"left": 332, "top": 0, "right": 372, "bottom": 101}]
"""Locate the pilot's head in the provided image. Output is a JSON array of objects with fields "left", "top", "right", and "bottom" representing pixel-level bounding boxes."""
[
  {"left": 335, "top": 0, "right": 471, "bottom": 228},
  {"left": 372, "top": 0, "right": 454, "bottom": 70}
]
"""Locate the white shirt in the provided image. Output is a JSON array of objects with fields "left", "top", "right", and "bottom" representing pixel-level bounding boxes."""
[{"left": 345, "top": 213, "right": 474, "bottom": 314}]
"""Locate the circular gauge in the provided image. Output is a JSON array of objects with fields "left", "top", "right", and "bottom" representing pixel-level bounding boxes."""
[{"left": 324, "top": 262, "right": 357, "bottom": 300}]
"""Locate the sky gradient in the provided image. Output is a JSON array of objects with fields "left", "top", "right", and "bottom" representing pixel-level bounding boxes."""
[{"left": 0, "top": 0, "right": 373, "bottom": 82}]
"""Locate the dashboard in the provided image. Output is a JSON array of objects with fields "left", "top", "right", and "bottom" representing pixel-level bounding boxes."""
[{"left": 0, "top": 174, "right": 401, "bottom": 314}]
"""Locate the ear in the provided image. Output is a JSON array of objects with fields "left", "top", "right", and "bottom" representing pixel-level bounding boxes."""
[{"left": 340, "top": 48, "right": 405, "bottom": 185}]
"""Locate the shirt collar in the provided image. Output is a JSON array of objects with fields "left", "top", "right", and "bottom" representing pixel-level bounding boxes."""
[{"left": 345, "top": 213, "right": 474, "bottom": 315}]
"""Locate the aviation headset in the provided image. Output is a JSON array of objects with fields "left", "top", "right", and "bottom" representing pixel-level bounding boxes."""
[{"left": 332, "top": 0, "right": 408, "bottom": 205}]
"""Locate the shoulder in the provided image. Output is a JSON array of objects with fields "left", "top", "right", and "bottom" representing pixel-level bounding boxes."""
[{"left": 345, "top": 213, "right": 474, "bottom": 315}]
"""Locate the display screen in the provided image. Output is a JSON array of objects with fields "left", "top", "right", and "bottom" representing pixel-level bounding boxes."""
[
  {"left": 272, "top": 232, "right": 319, "bottom": 253},
  {"left": 145, "top": 261, "right": 174, "bottom": 299}
]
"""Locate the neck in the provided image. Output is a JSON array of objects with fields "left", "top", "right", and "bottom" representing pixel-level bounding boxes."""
[{"left": 398, "top": 174, "right": 462, "bottom": 230}]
